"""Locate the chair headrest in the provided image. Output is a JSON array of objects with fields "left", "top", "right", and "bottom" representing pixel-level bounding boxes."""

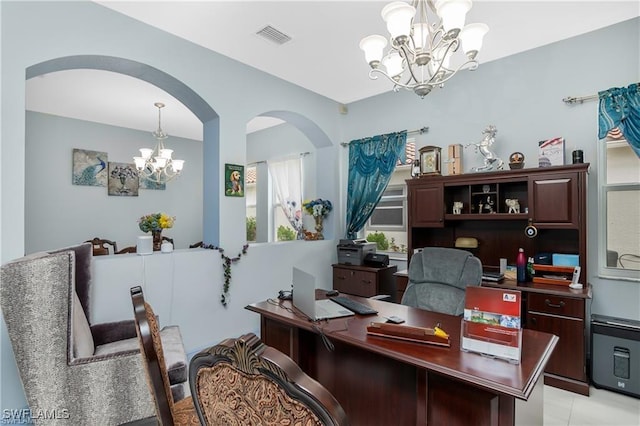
[{"left": 409, "top": 247, "right": 480, "bottom": 290}]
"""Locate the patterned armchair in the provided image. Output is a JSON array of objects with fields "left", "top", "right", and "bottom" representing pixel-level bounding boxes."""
[
  {"left": 0, "top": 243, "right": 188, "bottom": 425},
  {"left": 189, "top": 333, "right": 348, "bottom": 426},
  {"left": 401, "top": 247, "right": 482, "bottom": 316}
]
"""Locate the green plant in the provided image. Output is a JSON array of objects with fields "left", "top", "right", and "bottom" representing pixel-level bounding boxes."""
[
  {"left": 202, "top": 243, "right": 249, "bottom": 307},
  {"left": 246, "top": 217, "right": 256, "bottom": 242},
  {"left": 366, "top": 231, "right": 389, "bottom": 251},
  {"left": 277, "top": 225, "right": 296, "bottom": 241}
]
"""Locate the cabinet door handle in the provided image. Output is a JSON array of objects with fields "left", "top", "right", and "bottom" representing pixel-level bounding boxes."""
[
  {"left": 529, "top": 317, "right": 537, "bottom": 325},
  {"left": 362, "top": 280, "right": 372, "bottom": 284},
  {"left": 336, "top": 276, "right": 346, "bottom": 280},
  {"left": 545, "top": 299, "right": 565, "bottom": 309}
]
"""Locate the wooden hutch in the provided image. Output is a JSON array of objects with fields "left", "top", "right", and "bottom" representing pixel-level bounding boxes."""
[{"left": 406, "top": 163, "right": 591, "bottom": 395}]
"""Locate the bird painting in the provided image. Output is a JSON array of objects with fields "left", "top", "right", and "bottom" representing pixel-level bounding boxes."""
[{"left": 72, "top": 149, "right": 108, "bottom": 186}]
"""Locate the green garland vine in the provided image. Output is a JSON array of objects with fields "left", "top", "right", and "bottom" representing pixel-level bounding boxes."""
[{"left": 203, "top": 243, "right": 249, "bottom": 306}]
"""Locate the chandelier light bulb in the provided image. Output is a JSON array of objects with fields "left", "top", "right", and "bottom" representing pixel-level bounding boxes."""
[
  {"left": 435, "top": 0, "right": 472, "bottom": 36},
  {"left": 382, "top": 2, "right": 416, "bottom": 43},
  {"left": 412, "top": 23, "right": 429, "bottom": 51},
  {"left": 171, "top": 159, "right": 185, "bottom": 172},
  {"left": 360, "top": 35, "right": 388, "bottom": 66},
  {"left": 133, "top": 156, "right": 146, "bottom": 169},
  {"left": 460, "top": 23, "right": 489, "bottom": 58},
  {"left": 139, "top": 148, "right": 153, "bottom": 160},
  {"left": 382, "top": 51, "right": 404, "bottom": 78}
]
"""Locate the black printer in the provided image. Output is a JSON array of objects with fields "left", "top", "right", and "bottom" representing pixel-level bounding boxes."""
[{"left": 337, "top": 239, "right": 376, "bottom": 266}]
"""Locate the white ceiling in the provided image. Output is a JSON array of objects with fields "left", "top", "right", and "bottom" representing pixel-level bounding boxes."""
[{"left": 25, "top": 1, "right": 640, "bottom": 141}]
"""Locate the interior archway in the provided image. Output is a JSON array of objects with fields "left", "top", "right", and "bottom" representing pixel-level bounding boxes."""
[
  {"left": 246, "top": 110, "right": 333, "bottom": 242},
  {"left": 25, "top": 55, "right": 221, "bottom": 246}
]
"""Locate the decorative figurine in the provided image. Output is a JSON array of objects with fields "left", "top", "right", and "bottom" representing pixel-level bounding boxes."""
[
  {"left": 484, "top": 196, "right": 495, "bottom": 213},
  {"left": 509, "top": 151, "right": 525, "bottom": 169},
  {"left": 452, "top": 201, "right": 463, "bottom": 214},
  {"left": 465, "top": 125, "right": 504, "bottom": 172},
  {"left": 411, "top": 159, "right": 421, "bottom": 178},
  {"left": 505, "top": 198, "right": 520, "bottom": 213}
]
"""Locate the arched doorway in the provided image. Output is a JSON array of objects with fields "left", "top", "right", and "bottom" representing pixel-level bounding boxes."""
[{"left": 26, "top": 55, "right": 221, "bottom": 246}]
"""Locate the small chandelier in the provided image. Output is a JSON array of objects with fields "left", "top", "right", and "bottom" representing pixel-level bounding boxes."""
[
  {"left": 360, "top": 0, "right": 489, "bottom": 98},
  {"left": 134, "top": 102, "right": 184, "bottom": 184}
]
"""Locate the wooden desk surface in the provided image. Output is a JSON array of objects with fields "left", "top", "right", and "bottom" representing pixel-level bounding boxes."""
[{"left": 246, "top": 291, "right": 558, "bottom": 401}]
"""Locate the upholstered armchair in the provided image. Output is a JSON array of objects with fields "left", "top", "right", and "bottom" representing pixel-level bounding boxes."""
[
  {"left": 401, "top": 247, "right": 482, "bottom": 316},
  {"left": 0, "top": 243, "right": 188, "bottom": 425}
]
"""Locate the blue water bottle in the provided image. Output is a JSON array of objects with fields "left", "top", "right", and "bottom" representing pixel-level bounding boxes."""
[{"left": 517, "top": 248, "right": 526, "bottom": 283}]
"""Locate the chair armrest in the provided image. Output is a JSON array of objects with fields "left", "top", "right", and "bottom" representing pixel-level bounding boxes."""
[{"left": 91, "top": 319, "right": 137, "bottom": 346}]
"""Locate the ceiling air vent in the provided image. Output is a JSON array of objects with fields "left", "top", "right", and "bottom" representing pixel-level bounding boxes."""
[{"left": 256, "top": 25, "right": 292, "bottom": 45}]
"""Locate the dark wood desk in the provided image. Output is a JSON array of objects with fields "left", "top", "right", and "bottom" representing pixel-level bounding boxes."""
[{"left": 246, "top": 292, "right": 558, "bottom": 426}]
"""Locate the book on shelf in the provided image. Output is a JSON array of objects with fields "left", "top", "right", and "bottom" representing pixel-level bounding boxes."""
[{"left": 482, "top": 271, "right": 505, "bottom": 282}]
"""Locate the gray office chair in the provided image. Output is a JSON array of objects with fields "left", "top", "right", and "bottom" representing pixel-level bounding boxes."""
[{"left": 401, "top": 247, "right": 482, "bottom": 316}]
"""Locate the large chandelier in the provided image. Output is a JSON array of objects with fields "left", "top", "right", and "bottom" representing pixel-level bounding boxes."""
[
  {"left": 134, "top": 102, "right": 184, "bottom": 184},
  {"left": 360, "top": 0, "right": 489, "bottom": 98}
]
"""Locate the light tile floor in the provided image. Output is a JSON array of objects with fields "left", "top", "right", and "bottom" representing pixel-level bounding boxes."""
[{"left": 544, "top": 385, "right": 640, "bottom": 426}]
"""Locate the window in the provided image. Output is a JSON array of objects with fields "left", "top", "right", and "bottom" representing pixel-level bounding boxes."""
[
  {"left": 245, "top": 165, "right": 257, "bottom": 242},
  {"left": 367, "top": 186, "right": 406, "bottom": 230},
  {"left": 363, "top": 140, "right": 414, "bottom": 255},
  {"left": 246, "top": 158, "right": 303, "bottom": 243},
  {"left": 599, "top": 132, "right": 640, "bottom": 280}
]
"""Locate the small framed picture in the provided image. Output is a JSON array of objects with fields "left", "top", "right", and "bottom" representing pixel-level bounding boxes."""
[
  {"left": 538, "top": 137, "right": 565, "bottom": 167},
  {"left": 419, "top": 146, "right": 442, "bottom": 176},
  {"left": 224, "top": 163, "right": 244, "bottom": 197}
]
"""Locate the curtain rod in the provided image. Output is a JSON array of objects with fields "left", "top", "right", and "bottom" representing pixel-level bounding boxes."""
[
  {"left": 253, "top": 151, "right": 310, "bottom": 165},
  {"left": 340, "top": 126, "right": 429, "bottom": 147},
  {"left": 563, "top": 94, "right": 599, "bottom": 105}
]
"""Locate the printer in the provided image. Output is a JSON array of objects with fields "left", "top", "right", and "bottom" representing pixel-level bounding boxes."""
[{"left": 337, "top": 239, "right": 377, "bottom": 266}]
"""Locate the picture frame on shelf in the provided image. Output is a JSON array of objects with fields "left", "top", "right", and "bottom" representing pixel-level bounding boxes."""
[
  {"left": 419, "top": 145, "right": 441, "bottom": 176},
  {"left": 538, "top": 137, "right": 565, "bottom": 167}
]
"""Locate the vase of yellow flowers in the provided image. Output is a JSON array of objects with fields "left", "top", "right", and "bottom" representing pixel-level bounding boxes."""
[
  {"left": 139, "top": 213, "right": 175, "bottom": 251},
  {"left": 303, "top": 199, "right": 332, "bottom": 240}
]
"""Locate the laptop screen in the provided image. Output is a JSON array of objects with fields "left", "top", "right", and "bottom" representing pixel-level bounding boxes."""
[
  {"left": 292, "top": 267, "right": 317, "bottom": 320},
  {"left": 292, "top": 267, "right": 354, "bottom": 320}
]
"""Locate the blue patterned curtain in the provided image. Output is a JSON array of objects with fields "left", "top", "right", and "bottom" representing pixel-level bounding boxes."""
[
  {"left": 598, "top": 82, "right": 640, "bottom": 157},
  {"left": 345, "top": 131, "right": 407, "bottom": 239}
]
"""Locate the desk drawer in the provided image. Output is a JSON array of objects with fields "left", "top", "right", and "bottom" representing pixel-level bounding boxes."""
[
  {"left": 528, "top": 293, "right": 584, "bottom": 319},
  {"left": 333, "top": 268, "right": 377, "bottom": 297}
]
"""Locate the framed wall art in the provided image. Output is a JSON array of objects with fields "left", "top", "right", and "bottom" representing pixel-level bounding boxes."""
[
  {"left": 224, "top": 163, "right": 244, "bottom": 197},
  {"left": 72, "top": 148, "right": 108, "bottom": 186},
  {"left": 108, "top": 162, "right": 139, "bottom": 196}
]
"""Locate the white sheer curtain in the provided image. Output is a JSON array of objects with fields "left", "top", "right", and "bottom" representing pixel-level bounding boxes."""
[{"left": 268, "top": 157, "right": 304, "bottom": 239}]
